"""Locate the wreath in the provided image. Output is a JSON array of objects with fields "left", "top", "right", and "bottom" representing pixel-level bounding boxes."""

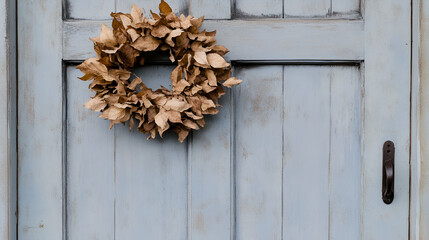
[{"left": 77, "top": 0, "right": 242, "bottom": 142}]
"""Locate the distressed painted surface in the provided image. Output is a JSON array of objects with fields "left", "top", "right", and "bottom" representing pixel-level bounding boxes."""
[
  {"left": 114, "top": 66, "right": 188, "bottom": 240},
  {"left": 0, "top": 0, "right": 16, "bottom": 239},
  {"left": 18, "top": 0, "right": 412, "bottom": 239},
  {"left": 361, "top": 0, "right": 411, "bottom": 239},
  {"left": 63, "top": 20, "right": 364, "bottom": 61},
  {"left": 283, "top": 66, "right": 361, "bottom": 240},
  {"left": 117, "top": 0, "right": 188, "bottom": 17},
  {"left": 420, "top": 0, "right": 429, "bottom": 239},
  {"left": 18, "top": 0, "right": 63, "bottom": 239},
  {"left": 235, "top": 0, "right": 282, "bottom": 18},
  {"left": 66, "top": 67, "right": 115, "bottom": 240},
  {"left": 189, "top": 0, "right": 231, "bottom": 19},
  {"left": 65, "top": 0, "right": 115, "bottom": 19},
  {"left": 190, "top": 91, "right": 232, "bottom": 238},
  {"left": 234, "top": 66, "right": 283, "bottom": 240},
  {"left": 65, "top": 0, "right": 361, "bottom": 19},
  {"left": 331, "top": 0, "right": 360, "bottom": 16},
  {"left": 284, "top": 0, "right": 330, "bottom": 17}
]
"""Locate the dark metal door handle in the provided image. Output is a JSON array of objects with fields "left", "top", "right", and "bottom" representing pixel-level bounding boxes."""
[{"left": 382, "top": 141, "right": 394, "bottom": 204}]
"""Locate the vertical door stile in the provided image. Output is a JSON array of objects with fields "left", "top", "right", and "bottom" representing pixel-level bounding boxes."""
[
  {"left": 362, "top": 0, "right": 411, "bottom": 238},
  {"left": 17, "top": 0, "right": 64, "bottom": 239}
]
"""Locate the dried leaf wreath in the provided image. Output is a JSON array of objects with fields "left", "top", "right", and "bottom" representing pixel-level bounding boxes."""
[{"left": 77, "top": 0, "right": 242, "bottom": 142}]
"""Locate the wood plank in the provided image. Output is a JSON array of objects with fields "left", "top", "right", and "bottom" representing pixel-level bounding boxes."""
[
  {"left": 235, "top": 66, "right": 282, "bottom": 240},
  {"left": 190, "top": 90, "right": 231, "bottom": 240},
  {"left": 329, "top": 66, "right": 361, "bottom": 240},
  {"left": 66, "top": 67, "right": 115, "bottom": 240},
  {"left": 331, "top": 0, "right": 360, "bottom": 16},
  {"left": 114, "top": 66, "right": 187, "bottom": 240},
  {"left": 283, "top": 66, "right": 330, "bottom": 240},
  {"left": 65, "top": 0, "right": 115, "bottom": 19},
  {"left": 284, "top": 0, "right": 330, "bottom": 17},
  {"left": 190, "top": 0, "right": 231, "bottom": 19},
  {"left": 234, "top": 0, "right": 282, "bottom": 18},
  {"left": 17, "top": 0, "right": 63, "bottom": 239},
  {"left": 63, "top": 19, "right": 364, "bottom": 61},
  {"left": 362, "top": 0, "right": 411, "bottom": 238},
  {"left": 409, "top": 0, "right": 421, "bottom": 239},
  {"left": 419, "top": 0, "right": 429, "bottom": 239},
  {"left": 0, "top": 0, "right": 16, "bottom": 239},
  {"left": 116, "top": 0, "right": 188, "bottom": 17}
]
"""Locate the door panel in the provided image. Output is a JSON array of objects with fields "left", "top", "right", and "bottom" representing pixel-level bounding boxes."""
[
  {"left": 66, "top": 67, "right": 115, "bottom": 240},
  {"left": 18, "top": 0, "right": 411, "bottom": 239},
  {"left": 235, "top": 66, "right": 283, "bottom": 240}
]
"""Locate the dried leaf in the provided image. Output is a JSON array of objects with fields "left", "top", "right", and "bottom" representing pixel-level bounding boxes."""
[
  {"left": 223, "top": 77, "right": 242, "bottom": 88},
  {"left": 164, "top": 98, "right": 191, "bottom": 112},
  {"left": 183, "top": 119, "right": 199, "bottom": 129},
  {"left": 100, "top": 24, "right": 117, "bottom": 46},
  {"left": 166, "top": 29, "right": 183, "bottom": 47},
  {"left": 84, "top": 96, "right": 107, "bottom": 111},
  {"left": 194, "top": 52, "right": 209, "bottom": 65},
  {"left": 100, "top": 106, "right": 127, "bottom": 121},
  {"left": 207, "top": 53, "right": 230, "bottom": 68},
  {"left": 131, "top": 4, "right": 143, "bottom": 23},
  {"left": 151, "top": 25, "right": 172, "bottom": 38},
  {"left": 159, "top": 0, "right": 172, "bottom": 16},
  {"left": 131, "top": 35, "right": 161, "bottom": 51},
  {"left": 205, "top": 69, "right": 217, "bottom": 86}
]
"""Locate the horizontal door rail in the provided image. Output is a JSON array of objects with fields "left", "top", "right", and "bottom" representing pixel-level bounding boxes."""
[{"left": 63, "top": 19, "right": 364, "bottom": 62}]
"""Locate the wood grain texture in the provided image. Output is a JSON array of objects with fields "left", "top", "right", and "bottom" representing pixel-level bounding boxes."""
[
  {"left": 117, "top": 0, "right": 188, "bottom": 17},
  {"left": 329, "top": 66, "right": 361, "bottom": 240},
  {"left": 63, "top": 19, "right": 364, "bottom": 61},
  {"left": 190, "top": 0, "right": 231, "bottom": 19},
  {"left": 419, "top": 0, "right": 429, "bottom": 239},
  {"left": 66, "top": 67, "right": 115, "bottom": 240},
  {"left": 234, "top": 0, "right": 282, "bottom": 18},
  {"left": 284, "top": 0, "right": 330, "bottom": 17},
  {"left": 0, "top": 0, "right": 16, "bottom": 239},
  {"left": 283, "top": 66, "right": 331, "bottom": 240},
  {"left": 190, "top": 93, "right": 232, "bottom": 239},
  {"left": 362, "top": 0, "right": 411, "bottom": 238},
  {"left": 18, "top": 0, "right": 63, "bottom": 239},
  {"left": 65, "top": 0, "right": 115, "bottom": 19},
  {"left": 283, "top": 65, "right": 361, "bottom": 240},
  {"left": 114, "top": 66, "right": 187, "bottom": 240},
  {"left": 409, "top": 1, "right": 421, "bottom": 239},
  {"left": 234, "top": 66, "right": 283, "bottom": 240},
  {"left": 331, "top": 0, "right": 360, "bottom": 16}
]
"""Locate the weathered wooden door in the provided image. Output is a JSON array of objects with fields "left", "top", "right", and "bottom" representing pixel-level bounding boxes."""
[{"left": 17, "top": 0, "right": 411, "bottom": 239}]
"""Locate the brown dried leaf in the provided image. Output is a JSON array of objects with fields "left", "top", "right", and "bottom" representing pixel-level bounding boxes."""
[
  {"left": 177, "top": 128, "right": 189, "bottom": 143},
  {"left": 166, "top": 29, "right": 183, "bottom": 47},
  {"left": 164, "top": 98, "right": 192, "bottom": 112},
  {"left": 194, "top": 52, "right": 209, "bottom": 65},
  {"left": 159, "top": 0, "right": 172, "bottom": 16},
  {"left": 151, "top": 25, "right": 172, "bottom": 38},
  {"left": 120, "top": 15, "right": 132, "bottom": 29},
  {"left": 174, "top": 79, "right": 190, "bottom": 93},
  {"left": 205, "top": 69, "right": 217, "bottom": 86},
  {"left": 84, "top": 96, "right": 107, "bottom": 111},
  {"left": 131, "top": 35, "right": 161, "bottom": 51},
  {"left": 207, "top": 53, "right": 230, "bottom": 68},
  {"left": 154, "top": 108, "right": 169, "bottom": 130},
  {"left": 99, "top": 24, "right": 117, "bottom": 46},
  {"left": 223, "top": 77, "right": 242, "bottom": 88},
  {"left": 99, "top": 106, "right": 127, "bottom": 121},
  {"left": 131, "top": 4, "right": 143, "bottom": 23},
  {"left": 183, "top": 119, "right": 199, "bottom": 129}
]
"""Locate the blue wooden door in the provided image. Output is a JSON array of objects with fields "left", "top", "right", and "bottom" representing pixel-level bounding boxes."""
[{"left": 17, "top": 0, "right": 411, "bottom": 239}]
